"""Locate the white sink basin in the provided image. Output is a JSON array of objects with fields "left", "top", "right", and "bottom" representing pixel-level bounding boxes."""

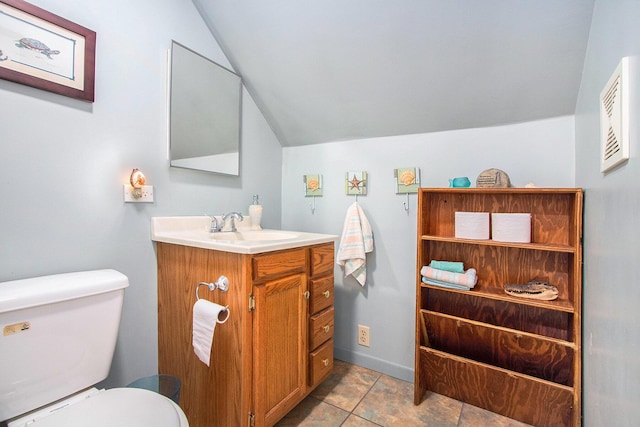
[
  {"left": 151, "top": 216, "right": 337, "bottom": 254},
  {"left": 210, "top": 230, "right": 299, "bottom": 241}
]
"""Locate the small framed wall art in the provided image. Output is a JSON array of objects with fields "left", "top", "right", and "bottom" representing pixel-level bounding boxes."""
[
  {"left": 304, "top": 174, "right": 323, "bottom": 197},
  {"left": 0, "top": 0, "right": 96, "bottom": 101},
  {"left": 345, "top": 171, "right": 367, "bottom": 196},
  {"left": 394, "top": 167, "right": 420, "bottom": 194}
]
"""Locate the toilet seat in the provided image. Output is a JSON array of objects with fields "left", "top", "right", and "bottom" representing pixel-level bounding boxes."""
[{"left": 9, "top": 388, "right": 188, "bottom": 427}]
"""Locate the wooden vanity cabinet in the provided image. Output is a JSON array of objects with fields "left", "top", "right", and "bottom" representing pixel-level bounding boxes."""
[
  {"left": 157, "top": 241, "right": 335, "bottom": 427},
  {"left": 307, "top": 244, "right": 335, "bottom": 388},
  {"left": 414, "top": 188, "right": 583, "bottom": 427}
]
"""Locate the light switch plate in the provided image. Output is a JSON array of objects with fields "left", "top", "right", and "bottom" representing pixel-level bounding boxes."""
[{"left": 124, "top": 184, "right": 154, "bottom": 203}]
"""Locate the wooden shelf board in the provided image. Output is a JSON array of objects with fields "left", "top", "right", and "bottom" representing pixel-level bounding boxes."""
[
  {"left": 421, "top": 235, "right": 576, "bottom": 253},
  {"left": 418, "top": 187, "right": 582, "bottom": 194},
  {"left": 420, "top": 309, "right": 577, "bottom": 348},
  {"left": 420, "top": 282, "right": 575, "bottom": 313},
  {"left": 418, "top": 346, "right": 575, "bottom": 392}
]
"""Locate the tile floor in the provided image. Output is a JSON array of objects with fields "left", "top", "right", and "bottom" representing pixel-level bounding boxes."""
[{"left": 275, "top": 360, "right": 532, "bottom": 427}]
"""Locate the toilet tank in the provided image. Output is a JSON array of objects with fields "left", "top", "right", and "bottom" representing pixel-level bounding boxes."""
[{"left": 0, "top": 269, "right": 129, "bottom": 422}]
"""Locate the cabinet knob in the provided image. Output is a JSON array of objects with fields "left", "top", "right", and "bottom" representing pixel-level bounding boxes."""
[
  {"left": 322, "top": 358, "right": 329, "bottom": 367},
  {"left": 323, "top": 325, "right": 330, "bottom": 333},
  {"left": 323, "top": 290, "right": 330, "bottom": 298},
  {"left": 303, "top": 291, "right": 310, "bottom": 299}
]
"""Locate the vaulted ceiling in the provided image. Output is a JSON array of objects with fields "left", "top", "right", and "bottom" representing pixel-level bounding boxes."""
[{"left": 193, "top": 0, "right": 595, "bottom": 147}]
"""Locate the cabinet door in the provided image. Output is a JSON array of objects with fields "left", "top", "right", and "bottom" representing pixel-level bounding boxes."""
[{"left": 253, "top": 273, "right": 308, "bottom": 427}]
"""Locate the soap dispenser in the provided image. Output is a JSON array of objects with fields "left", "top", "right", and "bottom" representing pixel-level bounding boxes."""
[{"left": 249, "top": 195, "right": 262, "bottom": 230}]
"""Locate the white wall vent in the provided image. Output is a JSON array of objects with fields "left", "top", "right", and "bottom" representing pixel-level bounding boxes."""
[{"left": 600, "top": 57, "right": 630, "bottom": 173}]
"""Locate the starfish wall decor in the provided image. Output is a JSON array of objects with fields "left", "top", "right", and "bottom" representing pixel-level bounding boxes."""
[{"left": 345, "top": 171, "right": 367, "bottom": 196}]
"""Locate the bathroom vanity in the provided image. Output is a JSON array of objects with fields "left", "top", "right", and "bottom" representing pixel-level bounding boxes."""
[{"left": 152, "top": 217, "right": 337, "bottom": 427}]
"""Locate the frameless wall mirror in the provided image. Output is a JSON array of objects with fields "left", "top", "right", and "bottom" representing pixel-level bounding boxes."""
[{"left": 169, "top": 41, "right": 242, "bottom": 175}]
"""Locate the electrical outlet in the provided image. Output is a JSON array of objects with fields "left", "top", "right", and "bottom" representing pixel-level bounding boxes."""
[
  {"left": 123, "top": 184, "right": 154, "bottom": 203},
  {"left": 358, "top": 325, "right": 370, "bottom": 347}
]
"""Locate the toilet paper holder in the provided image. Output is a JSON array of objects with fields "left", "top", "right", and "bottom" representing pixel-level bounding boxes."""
[
  {"left": 195, "top": 275, "right": 229, "bottom": 300},
  {"left": 195, "top": 276, "right": 230, "bottom": 321}
]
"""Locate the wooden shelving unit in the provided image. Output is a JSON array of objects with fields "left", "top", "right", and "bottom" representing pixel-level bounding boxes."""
[{"left": 414, "top": 188, "right": 583, "bottom": 426}]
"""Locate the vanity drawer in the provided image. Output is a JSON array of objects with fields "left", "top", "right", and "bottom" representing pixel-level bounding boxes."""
[
  {"left": 310, "top": 243, "right": 334, "bottom": 277},
  {"left": 252, "top": 248, "right": 306, "bottom": 281},
  {"left": 309, "top": 339, "right": 333, "bottom": 387},
  {"left": 309, "top": 275, "right": 334, "bottom": 314},
  {"left": 310, "top": 307, "right": 334, "bottom": 350}
]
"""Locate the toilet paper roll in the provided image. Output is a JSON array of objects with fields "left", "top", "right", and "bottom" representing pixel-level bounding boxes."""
[
  {"left": 192, "top": 300, "right": 228, "bottom": 366},
  {"left": 455, "top": 212, "right": 490, "bottom": 240},
  {"left": 492, "top": 213, "right": 532, "bottom": 243}
]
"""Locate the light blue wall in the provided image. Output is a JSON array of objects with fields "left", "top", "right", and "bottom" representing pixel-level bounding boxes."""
[
  {"left": 281, "top": 116, "right": 575, "bottom": 381},
  {"left": 576, "top": 1, "right": 640, "bottom": 424},
  {"left": 0, "top": 0, "right": 282, "bottom": 388},
  {"left": 6, "top": 3, "right": 634, "bottom": 422}
]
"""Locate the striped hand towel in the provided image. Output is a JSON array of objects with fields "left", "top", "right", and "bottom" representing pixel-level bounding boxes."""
[
  {"left": 421, "top": 277, "right": 473, "bottom": 291},
  {"left": 337, "top": 202, "right": 374, "bottom": 286},
  {"left": 420, "top": 265, "right": 477, "bottom": 288}
]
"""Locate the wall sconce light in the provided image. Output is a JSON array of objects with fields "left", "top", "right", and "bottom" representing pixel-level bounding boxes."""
[{"left": 124, "top": 168, "right": 154, "bottom": 203}]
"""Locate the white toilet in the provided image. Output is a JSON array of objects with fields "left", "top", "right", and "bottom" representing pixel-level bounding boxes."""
[{"left": 0, "top": 269, "right": 189, "bottom": 426}]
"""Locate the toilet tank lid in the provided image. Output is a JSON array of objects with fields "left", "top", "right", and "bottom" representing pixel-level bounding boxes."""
[{"left": 0, "top": 269, "right": 129, "bottom": 314}]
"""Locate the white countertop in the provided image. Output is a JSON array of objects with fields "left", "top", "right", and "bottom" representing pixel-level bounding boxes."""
[{"left": 151, "top": 216, "right": 337, "bottom": 254}]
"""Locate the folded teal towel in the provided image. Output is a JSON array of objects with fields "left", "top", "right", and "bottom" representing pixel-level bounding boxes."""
[
  {"left": 429, "top": 260, "right": 464, "bottom": 273},
  {"left": 421, "top": 277, "right": 472, "bottom": 291}
]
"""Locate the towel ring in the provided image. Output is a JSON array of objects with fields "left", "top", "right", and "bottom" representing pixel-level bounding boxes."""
[
  {"left": 196, "top": 276, "right": 230, "bottom": 315},
  {"left": 195, "top": 276, "right": 229, "bottom": 301}
]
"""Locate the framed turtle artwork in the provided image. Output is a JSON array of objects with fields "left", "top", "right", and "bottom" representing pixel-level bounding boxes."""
[{"left": 0, "top": 0, "right": 96, "bottom": 102}]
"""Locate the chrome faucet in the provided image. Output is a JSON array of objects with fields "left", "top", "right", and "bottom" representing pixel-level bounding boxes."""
[
  {"left": 209, "top": 216, "right": 221, "bottom": 233},
  {"left": 221, "top": 211, "right": 244, "bottom": 232}
]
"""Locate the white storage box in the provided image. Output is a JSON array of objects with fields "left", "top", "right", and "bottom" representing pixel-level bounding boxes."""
[
  {"left": 491, "top": 213, "right": 532, "bottom": 243},
  {"left": 455, "top": 212, "right": 490, "bottom": 240}
]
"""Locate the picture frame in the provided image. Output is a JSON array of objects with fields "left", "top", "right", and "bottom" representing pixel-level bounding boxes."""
[
  {"left": 0, "top": 0, "right": 96, "bottom": 102},
  {"left": 394, "top": 167, "right": 420, "bottom": 194},
  {"left": 345, "top": 171, "right": 367, "bottom": 196},
  {"left": 303, "top": 174, "right": 323, "bottom": 197}
]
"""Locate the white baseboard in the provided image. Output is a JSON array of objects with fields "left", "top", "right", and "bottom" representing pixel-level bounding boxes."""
[{"left": 334, "top": 346, "right": 414, "bottom": 383}]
